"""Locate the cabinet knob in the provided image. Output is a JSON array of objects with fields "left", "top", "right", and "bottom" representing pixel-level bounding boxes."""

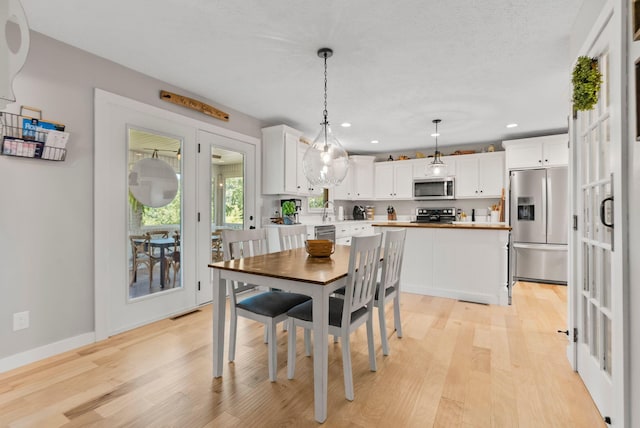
[
  {"left": 480, "top": 190, "right": 483, "bottom": 193},
  {"left": 538, "top": 160, "right": 542, "bottom": 163},
  {"left": 545, "top": 159, "right": 549, "bottom": 163}
]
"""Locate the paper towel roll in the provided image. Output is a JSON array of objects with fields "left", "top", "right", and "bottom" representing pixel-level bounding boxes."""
[{"left": 337, "top": 206, "right": 344, "bottom": 221}]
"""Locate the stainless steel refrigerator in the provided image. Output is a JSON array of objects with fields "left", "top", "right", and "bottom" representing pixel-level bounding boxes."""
[{"left": 510, "top": 167, "right": 568, "bottom": 284}]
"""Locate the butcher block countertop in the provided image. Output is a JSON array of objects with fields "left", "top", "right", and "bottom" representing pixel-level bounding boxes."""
[{"left": 372, "top": 221, "right": 511, "bottom": 231}]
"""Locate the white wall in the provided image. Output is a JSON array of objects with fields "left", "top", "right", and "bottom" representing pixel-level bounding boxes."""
[{"left": 0, "top": 31, "right": 263, "bottom": 362}]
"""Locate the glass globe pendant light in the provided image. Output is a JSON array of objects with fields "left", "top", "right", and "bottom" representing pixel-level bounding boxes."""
[
  {"left": 302, "top": 48, "right": 349, "bottom": 188},
  {"left": 426, "top": 119, "right": 448, "bottom": 177}
]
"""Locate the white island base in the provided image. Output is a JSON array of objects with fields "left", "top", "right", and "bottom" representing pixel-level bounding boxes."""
[{"left": 374, "top": 223, "right": 510, "bottom": 306}]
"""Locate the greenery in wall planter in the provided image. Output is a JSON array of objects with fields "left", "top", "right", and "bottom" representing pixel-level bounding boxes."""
[{"left": 572, "top": 56, "right": 603, "bottom": 112}]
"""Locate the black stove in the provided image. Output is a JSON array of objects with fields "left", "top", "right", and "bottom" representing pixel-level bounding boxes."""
[{"left": 412, "top": 207, "right": 456, "bottom": 224}]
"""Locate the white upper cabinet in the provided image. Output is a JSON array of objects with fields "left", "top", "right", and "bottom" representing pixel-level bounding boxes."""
[
  {"left": 502, "top": 134, "right": 569, "bottom": 169},
  {"left": 374, "top": 161, "right": 413, "bottom": 199},
  {"left": 262, "top": 125, "right": 320, "bottom": 196},
  {"left": 332, "top": 155, "right": 375, "bottom": 200},
  {"left": 455, "top": 152, "right": 505, "bottom": 198}
]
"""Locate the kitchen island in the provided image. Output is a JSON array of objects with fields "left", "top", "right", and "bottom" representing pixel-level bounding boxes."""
[{"left": 373, "top": 222, "right": 511, "bottom": 305}]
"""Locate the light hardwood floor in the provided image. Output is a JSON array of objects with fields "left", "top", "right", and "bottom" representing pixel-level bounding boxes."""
[{"left": 0, "top": 282, "right": 605, "bottom": 427}]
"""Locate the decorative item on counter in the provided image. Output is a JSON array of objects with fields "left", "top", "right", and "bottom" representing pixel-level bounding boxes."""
[
  {"left": 270, "top": 210, "right": 284, "bottom": 224},
  {"left": 365, "top": 206, "right": 375, "bottom": 219},
  {"left": 387, "top": 155, "right": 394, "bottom": 161},
  {"left": 415, "top": 151, "right": 426, "bottom": 158},
  {"left": 460, "top": 211, "right": 468, "bottom": 222},
  {"left": 471, "top": 208, "right": 476, "bottom": 222},
  {"left": 281, "top": 200, "right": 297, "bottom": 225},
  {"left": 337, "top": 205, "right": 344, "bottom": 221},
  {"left": 387, "top": 205, "right": 397, "bottom": 221}
]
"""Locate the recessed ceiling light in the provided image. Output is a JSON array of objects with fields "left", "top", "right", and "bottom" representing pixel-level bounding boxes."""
[
  {"left": 371, "top": 140, "right": 379, "bottom": 144},
  {"left": 506, "top": 123, "right": 518, "bottom": 128},
  {"left": 430, "top": 133, "right": 440, "bottom": 137},
  {"left": 341, "top": 122, "right": 351, "bottom": 128}
]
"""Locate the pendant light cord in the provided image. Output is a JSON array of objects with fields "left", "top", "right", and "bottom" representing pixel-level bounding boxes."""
[{"left": 323, "top": 52, "right": 328, "bottom": 126}]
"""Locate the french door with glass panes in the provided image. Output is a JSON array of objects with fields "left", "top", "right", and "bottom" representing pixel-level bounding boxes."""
[
  {"left": 196, "top": 129, "right": 256, "bottom": 305},
  {"left": 571, "top": 8, "right": 627, "bottom": 425}
]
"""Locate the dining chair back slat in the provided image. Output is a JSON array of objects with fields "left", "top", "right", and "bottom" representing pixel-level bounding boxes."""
[{"left": 278, "top": 225, "right": 308, "bottom": 250}]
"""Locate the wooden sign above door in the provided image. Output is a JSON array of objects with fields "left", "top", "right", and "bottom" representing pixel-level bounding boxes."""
[{"left": 160, "top": 90, "right": 229, "bottom": 122}]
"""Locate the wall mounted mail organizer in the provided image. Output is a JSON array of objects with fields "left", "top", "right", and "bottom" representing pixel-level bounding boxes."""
[{"left": 0, "top": 109, "right": 68, "bottom": 161}]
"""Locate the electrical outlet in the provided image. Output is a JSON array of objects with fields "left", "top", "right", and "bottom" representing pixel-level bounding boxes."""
[{"left": 13, "top": 311, "right": 29, "bottom": 331}]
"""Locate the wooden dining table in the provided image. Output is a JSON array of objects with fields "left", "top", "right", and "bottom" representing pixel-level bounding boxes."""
[{"left": 208, "top": 245, "right": 353, "bottom": 423}]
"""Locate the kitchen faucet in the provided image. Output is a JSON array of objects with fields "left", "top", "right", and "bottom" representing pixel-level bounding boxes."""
[{"left": 322, "top": 200, "right": 335, "bottom": 223}]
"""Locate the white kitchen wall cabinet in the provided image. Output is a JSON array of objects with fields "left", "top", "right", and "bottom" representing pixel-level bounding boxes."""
[
  {"left": 502, "top": 134, "right": 569, "bottom": 169},
  {"left": 455, "top": 151, "right": 505, "bottom": 198},
  {"left": 262, "top": 125, "right": 320, "bottom": 195},
  {"left": 332, "top": 155, "right": 375, "bottom": 200},
  {"left": 374, "top": 161, "right": 413, "bottom": 199}
]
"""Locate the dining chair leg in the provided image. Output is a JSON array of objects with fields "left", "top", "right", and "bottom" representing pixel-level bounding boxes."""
[
  {"left": 366, "top": 315, "right": 377, "bottom": 372},
  {"left": 378, "top": 303, "right": 390, "bottom": 356},
  {"left": 304, "top": 328, "right": 311, "bottom": 356},
  {"left": 229, "top": 309, "right": 237, "bottom": 362},
  {"left": 287, "top": 321, "right": 297, "bottom": 380},
  {"left": 267, "top": 319, "right": 278, "bottom": 382},
  {"left": 393, "top": 295, "right": 403, "bottom": 338},
  {"left": 341, "top": 332, "right": 354, "bottom": 401}
]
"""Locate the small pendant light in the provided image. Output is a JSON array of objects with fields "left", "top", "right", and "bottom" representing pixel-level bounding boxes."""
[
  {"left": 426, "top": 119, "right": 448, "bottom": 177},
  {"left": 302, "top": 48, "right": 349, "bottom": 188}
]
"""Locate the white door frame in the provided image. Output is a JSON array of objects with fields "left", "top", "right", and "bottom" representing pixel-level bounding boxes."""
[
  {"left": 568, "top": 1, "right": 630, "bottom": 426},
  {"left": 94, "top": 89, "right": 259, "bottom": 340}
]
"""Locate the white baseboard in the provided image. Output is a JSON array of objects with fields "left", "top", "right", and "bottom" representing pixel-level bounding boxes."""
[{"left": 0, "top": 332, "right": 95, "bottom": 374}]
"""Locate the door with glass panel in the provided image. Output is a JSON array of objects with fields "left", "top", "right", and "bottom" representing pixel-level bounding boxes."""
[
  {"left": 572, "top": 13, "right": 625, "bottom": 423},
  {"left": 197, "top": 130, "right": 256, "bottom": 305}
]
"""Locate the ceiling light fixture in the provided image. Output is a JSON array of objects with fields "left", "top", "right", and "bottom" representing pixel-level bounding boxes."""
[
  {"left": 371, "top": 140, "right": 379, "bottom": 144},
  {"left": 426, "top": 119, "right": 448, "bottom": 177},
  {"left": 506, "top": 123, "right": 518, "bottom": 128},
  {"left": 302, "top": 48, "right": 349, "bottom": 189},
  {"left": 341, "top": 122, "right": 351, "bottom": 128}
]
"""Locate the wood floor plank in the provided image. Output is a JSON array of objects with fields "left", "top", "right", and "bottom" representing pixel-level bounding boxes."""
[{"left": 0, "top": 283, "right": 606, "bottom": 427}]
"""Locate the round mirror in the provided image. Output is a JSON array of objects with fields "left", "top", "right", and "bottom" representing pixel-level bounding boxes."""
[{"left": 128, "top": 157, "right": 178, "bottom": 208}]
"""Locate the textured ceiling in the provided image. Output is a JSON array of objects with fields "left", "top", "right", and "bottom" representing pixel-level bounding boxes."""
[{"left": 20, "top": 0, "right": 582, "bottom": 154}]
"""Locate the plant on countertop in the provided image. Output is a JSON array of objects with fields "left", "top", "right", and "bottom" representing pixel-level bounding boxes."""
[
  {"left": 282, "top": 201, "right": 296, "bottom": 216},
  {"left": 572, "top": 56, "right": 602, "bottom": 111}
]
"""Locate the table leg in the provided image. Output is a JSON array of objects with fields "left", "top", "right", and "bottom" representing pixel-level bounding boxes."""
[
  {"left": 159, "top": 247, "right": 166, "bottom": 287},
  {"left": 212, "top": 269, "right": 226, "bottom": 377},
  {"left": 312, "top": 288, "right": 329, "bottom": 423}
]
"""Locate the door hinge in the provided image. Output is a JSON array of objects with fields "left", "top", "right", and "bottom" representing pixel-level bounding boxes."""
[
  {"left": 573, "top": 327, "right": 578, "bottom": 343},
  {"left": 198, "top": 143, "right": 201, "bottom": 153},
  {"left": 573, "top": 215, "right": 578, "bottom": 230},
  {"left": 198, "top": 212, "right": 201, "bottom": 222},
  {"left": 198, "top": 281, "right": 201, "bottom": 291}
]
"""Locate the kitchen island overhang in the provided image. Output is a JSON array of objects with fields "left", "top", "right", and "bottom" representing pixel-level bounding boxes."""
[{"left": 373, "top": 222, "right": 511, "bottom": 306}]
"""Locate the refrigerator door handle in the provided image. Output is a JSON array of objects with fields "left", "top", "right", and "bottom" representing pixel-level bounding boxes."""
[
  {"left": 600, "top": 196, "right": 614, "bottom": 228},
  {"left": 542, "top": 175, "right": 548, "bottom": 238}
]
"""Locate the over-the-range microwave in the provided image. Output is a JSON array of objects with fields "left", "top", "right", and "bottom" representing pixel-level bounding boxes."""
[{"left": 413, "top": 177, "right": 455, "bottom": 200}]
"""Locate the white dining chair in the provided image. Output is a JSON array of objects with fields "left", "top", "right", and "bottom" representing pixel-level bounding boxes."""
[
  {"left": 374, "top": 228, "right": 406, "bottom": 355},
  {"left": 278, "top": 224, "right": 308, "bottom": 250},
  {"left": 286, "top": 233, "right": 382, "bottom": 401},
  {"left": 222, "top": 228, "right": 311, "bottom": 382}
]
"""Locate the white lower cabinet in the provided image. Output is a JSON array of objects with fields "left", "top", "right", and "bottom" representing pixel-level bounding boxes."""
[
  {"left": 374, "top": 162, "right": 413, "bottom": 199},
  {"left": 455, "top": 152, "right": 504, "bottom": 198}
]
